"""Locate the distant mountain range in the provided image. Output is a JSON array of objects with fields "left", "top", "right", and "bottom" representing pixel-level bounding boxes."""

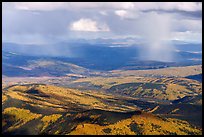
[{"left": 2, "top": 41, "right": 202, "bottom": 77}]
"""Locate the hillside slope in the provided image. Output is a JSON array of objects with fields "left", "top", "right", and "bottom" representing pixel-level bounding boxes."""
[
  {"left": 73, "top": 76, "right": 202, "bottom": 101},
  {"left": 2, "top": 84, "right": 202, "bottom": 135}
]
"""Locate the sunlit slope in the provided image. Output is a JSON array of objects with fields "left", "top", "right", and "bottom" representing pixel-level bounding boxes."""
[
  {"left": 111, "top": 65, "right": 202, "bottom": 77},
  {"left": 2, "top": 84, "right": 202, "bottom": 135},
  {"left": 2, "top": 106, "right": 62, "bottom": 135},
  {"left": 73, "top": 77, "right": 202, "bottom": 101},
  {"left": 3, "top": 107, "right": 200, "bottom": 135},
  {"left": 2, "top": 84, "right": 136, "bottom": 113},
  {"left": 2, "top": 84, "right": 135, "bottom": 134},
  {"left": 2, "top": 107, "right": 42, "bottom": 134},
  {"left": 44, "top": 109, "right": 202, "bottom": 135}
]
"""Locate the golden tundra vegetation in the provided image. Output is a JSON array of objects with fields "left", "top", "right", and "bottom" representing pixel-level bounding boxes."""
[
  {"left": 72, "top": 76, "right": 202, "bottom": 101},
  {"left": 2, "top": 65, "right": 202, "bottom": 135},
  {"left": 110, "top": 65, "right": 202, "bottom": 77},
  {"left": 69, "top": 113, "right": 201, "bottom": 135},
  {"left": 2, "top": 94, "right": 7, "bottom": 104},
  {"left": 3, "top": 107, "right": 42, "bottom": 132},
  {"left": 2, "top": 81, "right": 202, "bottom": 135},
  {"left": 41, "top": 114, "right": 62, "bottom": 131},
  {"left": 3, "top": 84, "right": 136, "bottom": 112}
]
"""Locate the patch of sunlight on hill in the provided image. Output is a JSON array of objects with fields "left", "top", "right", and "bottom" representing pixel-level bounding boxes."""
[
  {"left": 73, "top": 76, "right": 152, "bottom": 89},
  {"left": 74, "top": 76, "right": 202, "bottom": 101},
  {"left": 111, "top": 65, "right": 202, "bottom": 77},
  {"left": 2, "top": 95, "right": 8, "bottom": 104},
  {"left": 69, "top": 113, "right": 202, "bottom": 135},
  {"left": 4, "top": 84, "right": 136, "bottom": 112},
  {"left": 35, "top": 85, "right": 107, "bottom": 108},
  {"left": 7, "top": 91, "right": 31, "bottom": 102},
  {"left": 3, "top": 107, "right": 42, "bottom": 132},
  {"left": 8, "top": 85, "right": 32, "bottom": 92},
  {"left": 41, "top": 114, "right": 62, "bottom": 131}
]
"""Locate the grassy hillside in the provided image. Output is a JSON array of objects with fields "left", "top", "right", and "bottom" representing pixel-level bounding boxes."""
[
  {"left": 2, "top": 107, "right": 201, "bottom": 135},
  {"left": 2, "top": 84, "right": 202, "bottom": 135},
  {"left": 72, "top": 76, "right": 202, "bottom": 101},
  {"left": 110, "top": 65, "right": 202, "bottom": 77},
  {"left": 67, "top": 110, "right": 201, "bottom": 135},
  {"left": 2, "top": 84, "right": 137, "bottom": 113}
]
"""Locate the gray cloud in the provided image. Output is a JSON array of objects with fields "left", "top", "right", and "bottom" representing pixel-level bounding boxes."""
[
  {"left": 2, "top": 2, "right": 202, "bottom": 45},
  {"left": 9, "top": 2, "right": 202, "bottom": 12}
]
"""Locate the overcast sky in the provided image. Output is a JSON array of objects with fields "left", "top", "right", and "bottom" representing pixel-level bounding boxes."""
[{"left": 2, "top": 2, "right": 202, "bottom": 45}]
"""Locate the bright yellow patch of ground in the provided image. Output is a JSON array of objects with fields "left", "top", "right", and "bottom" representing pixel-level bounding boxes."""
[
  {"left": 2, "top": 94, "right": 7, "bottom": 103},
  {"left": 41, "top": 114, "right": 62, "bottom": 131},
  {"left": 69, "top": 113, "right": 202, "bottom": 135},
  {"left": 3, "top": 107, "right": 42, "bottom": 131}
]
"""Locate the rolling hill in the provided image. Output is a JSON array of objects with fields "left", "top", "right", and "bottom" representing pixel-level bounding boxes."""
[
  {"left": 2, "top": 84, "right": 202, "bottom": 135},
  {"left": 72, "top": 76, "right": 202, "bottom": 101}
]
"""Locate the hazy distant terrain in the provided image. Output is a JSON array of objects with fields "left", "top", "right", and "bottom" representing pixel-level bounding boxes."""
[{"left": 2, "top": 42, "right": 202, "bottom": 76}]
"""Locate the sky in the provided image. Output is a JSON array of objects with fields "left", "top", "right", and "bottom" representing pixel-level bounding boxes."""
[{"left": 2, "top": 2, "right": 202, "bottom": 45}]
